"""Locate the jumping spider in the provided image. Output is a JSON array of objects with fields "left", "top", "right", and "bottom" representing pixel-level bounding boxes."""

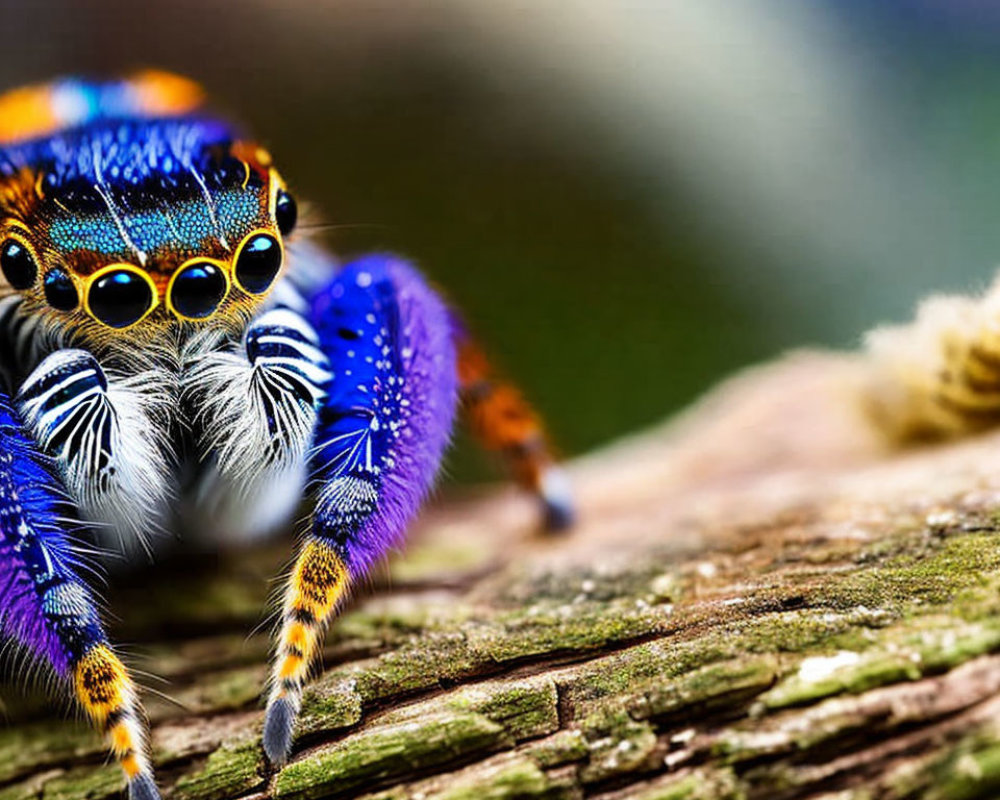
[{"left": 0, "top": 71, "right": 572, "bottom": 799}]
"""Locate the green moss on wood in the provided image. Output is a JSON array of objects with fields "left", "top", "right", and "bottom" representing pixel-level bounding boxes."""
[
  {"left": 296, "top": 676, "right": 364, "bottom": 736},
  {"left": 441, "top": 678, "right": 559, "bottom": 742},
  {"left": 425, "top": 758, "right": 571, "bottom": 800},
  {"left": 902, "top": 727, "right": 1000, "bottom": 800},
  {"left": 166, "top": 665, "right": 267, "bottom": 718},
  {"left": 0, "top": 722, "right": 101, "bottom": 784},
  {"left": 37, "top": 765, "right": 121, "bottom": 800},
  {"left": 627, "top": 768, "right": 744, "bottom": 800},
  {"left": 171, "top": 738, "right": 263, "bottom": 800},
  {"left": 632, "top": 655, "right": 781, "bottom": 721},
  {"left": 485, "top": 600, "right": 672, "bottom": 663},
  {"left": 760, "top": 620, "right": 1000, "bottom": 711},
  {"left": 274, "top": 712, "right": 508, "bottom": 800},
  {"left": 578, "top": 711, "right": 658, "bottom": 784},
  {"left": 525, "top": 730, "right": 588, "bottom": 769}
]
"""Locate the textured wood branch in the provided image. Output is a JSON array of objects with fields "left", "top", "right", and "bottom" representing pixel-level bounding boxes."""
[{"left": 6, "top": 350, "right": 1000, "bottom": 799}]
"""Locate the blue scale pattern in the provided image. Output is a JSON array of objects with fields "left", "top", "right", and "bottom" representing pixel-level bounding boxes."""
[
  {"left": 48, "top": 190, "right": 261, "bottom": 256},
  {"left": 0, "top": 112, "right": 259, "bottom": 258}
]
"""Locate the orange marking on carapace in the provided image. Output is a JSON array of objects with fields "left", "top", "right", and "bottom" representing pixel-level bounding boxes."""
[
  {"left": 127, "top": 70, "right": 205, "bottom": 117},
  {"left": 0, "top": 167, "right": 43, "bottom": 221},
  {"left": 230, "top": 140, "right": 273, "bottom": 181},
  {"left": 0, "top": 85, "right": 62, "bottom": 145},
  {"left": 0, "top": 70, "right": 203, "bottom": 147}
]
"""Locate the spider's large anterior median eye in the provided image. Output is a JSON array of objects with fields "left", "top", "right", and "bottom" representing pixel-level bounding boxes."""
[
  {"left": 234, "top": 233, "right": 282, "bottom": 294},
  {"left": 88, "top": 269, "right": 154, "bottom": 328},
  {"left": 0, "top": 238, "right": 37, "bottom": 290},
  {"left": 44, "top": 268, "right": 78, "bottom": 311},
  {"left": 170, "top": 261, "right": 228, "bottom": 319},
  {"left": 275, "top": 190, "right": 297, "bottom": 236}
]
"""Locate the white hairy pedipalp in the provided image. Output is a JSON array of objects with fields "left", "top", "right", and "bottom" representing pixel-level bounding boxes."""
[
  {"left": 15, "top": 348, "right": 175, "bottom": 552},
  {"left": 181, "top": 307, "right": 331, "bottom": 540}
]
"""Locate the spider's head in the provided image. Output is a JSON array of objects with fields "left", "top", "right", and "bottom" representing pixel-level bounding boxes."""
[{"left": 0, "top": 72, "right": 298, "bottom": 345}]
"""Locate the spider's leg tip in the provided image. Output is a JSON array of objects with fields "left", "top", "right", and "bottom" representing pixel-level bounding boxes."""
[
  {"left": 128, "top": 773, "right": 160, "bottom": 800},
  {"left": 263, "top": 695, "right": 296, "bottom": 766},
  {"left": 539, "top": 466, "right": 575, "bottom": 532}
]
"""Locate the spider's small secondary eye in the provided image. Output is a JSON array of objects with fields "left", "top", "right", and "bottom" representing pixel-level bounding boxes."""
[
  {"left": 88, "top": 269, "right": 154, "bottom": 328},
  {"left": 0, "top": 238, "right": 37, "bottom": 290},
  {"left": 235, "top": 233, "right": 282, "bottom": 294},
  {"left": 275, "top": 190, "right": 297, "bottom": 236},
  {"left": 170, "top": 261, "right": 228, "bottom": 319},
  {"left": 43, "top": 268, "right": 78, "bottom": 311}
]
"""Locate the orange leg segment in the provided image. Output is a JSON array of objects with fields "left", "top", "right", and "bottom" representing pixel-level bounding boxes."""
[{"left": 455, "top": 332, "right": 574, "bottom": 530}]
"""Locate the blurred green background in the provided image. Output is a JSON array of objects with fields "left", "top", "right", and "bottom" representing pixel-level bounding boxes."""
[{"left": 4, "top": 0, "right": 1000, "bottom": 479}]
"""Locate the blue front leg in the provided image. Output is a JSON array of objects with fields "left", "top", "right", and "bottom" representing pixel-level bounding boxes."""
[
  {"left": 0, "top": 394, "right": 159, "bottom": 800},
  {"left": 263, "top": 254, "right": 459, "bottom": 764}
]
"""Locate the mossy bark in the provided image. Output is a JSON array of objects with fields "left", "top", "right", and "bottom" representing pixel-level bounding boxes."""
[{"left": 5, "top": 351, "right": 1000, "bottom": 799}]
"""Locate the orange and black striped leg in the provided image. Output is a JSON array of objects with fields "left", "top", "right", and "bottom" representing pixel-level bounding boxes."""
[
  {"left": 263, "top": 537, "right": 350, "bottom": 765},
  {"left": 455, "top": 329, "right": 574, "bottom": 530},
  {"left": 75, "top": 646, "right": 157, "bottom": 800}
]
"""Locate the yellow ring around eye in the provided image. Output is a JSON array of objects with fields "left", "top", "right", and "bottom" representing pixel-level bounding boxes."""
[
  {"left": 82, "top": 263, "right": 159, "bottom": 330},
  {"left": 268, "top": 169, "right": 284, "bottom": 217},
  {"left": 4, "top": 219, "right": 34, "bottom": 239},
  {"left": 2, "top": 224, "right": 40, "bottom": 263},
  {"left": 165, "top": 256, "right": 231, "bottom": 322},
  {"left": 232, "top": 227, "right": 285, "bottom": 296},
  {"left": 2, "top": 224, "right": 38, "bottom": 246}
]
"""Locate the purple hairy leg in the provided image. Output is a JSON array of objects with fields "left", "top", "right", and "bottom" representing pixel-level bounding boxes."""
[
  {"left": 263, "top": 255, "right": 458, "bottom": 764},
  {"left": 0, "top": 394, "right": 159, "bottom": 800}
]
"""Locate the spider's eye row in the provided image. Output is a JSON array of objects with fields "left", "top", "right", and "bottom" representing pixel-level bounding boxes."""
[
  {"left": 88, "top": 269, "right": 154, "bottom": 329},
  {"left": 235, "top": 233, "right": 282, "bottom": 295},
  {"left": 170, "top": 261, "right": 227, "bottom": 319},
  {"left": 37, "top": 227, "right": 284, "bottom": 327},
  {"left": 1, "top": 238, "right": 37, "bottom": 290},
  {"left": 275, "top": 190, "right": 297, "bottom": 236},
  {"left": 44, "top": 268, "right": 78, "bottom": 311}
]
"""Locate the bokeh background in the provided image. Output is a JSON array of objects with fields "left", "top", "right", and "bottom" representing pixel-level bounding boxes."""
[{"left": 4, "top": 0, "right": 1000, "bottom": 479}]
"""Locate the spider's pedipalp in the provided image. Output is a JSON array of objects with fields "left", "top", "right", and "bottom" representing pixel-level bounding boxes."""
[
  {"left": 15, "top": 347, "right": 173, "bottom": 549},
  {"left": 183, "top": 306, "right": 331, "bottom": 541},
  {"left": 0, "top": 392, "right": 158, "bottom": 799},
  {"left": 263, "top": 255, "right": 458, "bottom": 763}
]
